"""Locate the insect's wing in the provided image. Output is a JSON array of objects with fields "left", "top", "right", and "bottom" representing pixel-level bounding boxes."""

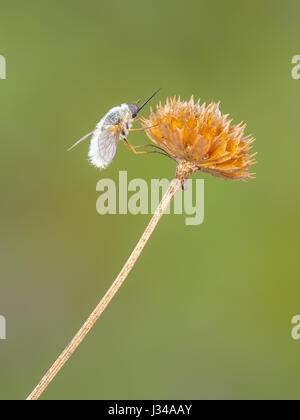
[
  {"left": 88, "top": 124, "right": 120, "bottom": 169},
  {"left": 98, "top": 125, "right": 120, "bottom": 164}
]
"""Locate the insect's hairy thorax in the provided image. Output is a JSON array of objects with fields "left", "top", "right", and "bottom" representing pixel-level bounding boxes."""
[{"left": 102, "top": 104, "right": 133, "bottom": 136}]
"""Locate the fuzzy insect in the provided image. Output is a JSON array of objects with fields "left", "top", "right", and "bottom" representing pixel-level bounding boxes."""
[{"left": 68, "top": 89, "right": 163, "bottom": 169}]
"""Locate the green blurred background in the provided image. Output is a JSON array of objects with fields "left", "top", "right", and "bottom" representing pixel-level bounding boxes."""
[{"left": 0, "top": 0, "right": 299, "bottom": 400}]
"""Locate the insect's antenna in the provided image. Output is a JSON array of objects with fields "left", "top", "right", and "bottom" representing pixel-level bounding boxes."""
[
  {"left": 136, "top": 88, "right": 161, "bottom": 114},
  {"left": 67, "top": 131, "right": 94, "bottom": 151}
]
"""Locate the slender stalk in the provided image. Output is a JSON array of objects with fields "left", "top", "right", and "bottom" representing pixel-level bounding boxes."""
[{"left": 27, "top": 176, "right": 182, "bottom": 400}]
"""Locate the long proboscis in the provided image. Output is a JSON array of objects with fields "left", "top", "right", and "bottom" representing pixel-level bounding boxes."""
[
  {"left": 136, "top": 88, "right": 161, "bottom": 114},
  {"left": 67, "top": 131, "right": 94, "bottom": 151}
]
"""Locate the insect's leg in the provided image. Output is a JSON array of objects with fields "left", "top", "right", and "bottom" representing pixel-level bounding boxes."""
[
  {"left": 127, "top": 124, "right": 158, "bottom": 132},
  {"left": 135, "top": 138, "right": 176, "bottom": 159},
  {"left": 123, "top": 139, "right": 145, "bottom": 154},
  {"left": 133, "top": 144, "right": 162, "bottom": 150},
  {"left": 123, "top": 139, "right": 173, "bottom": 159},
  {"left": 132, "top": 143, "right": 175, "bottom": 159}
]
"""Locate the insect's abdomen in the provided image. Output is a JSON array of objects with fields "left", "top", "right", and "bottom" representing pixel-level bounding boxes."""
[{"left": 88, "top": 123, "right": 110, "bottom": 169}]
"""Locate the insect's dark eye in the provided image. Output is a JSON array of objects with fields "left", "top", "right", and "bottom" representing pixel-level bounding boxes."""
[{"left": 128, "top": 104, "right": 138, "bottom": 118}]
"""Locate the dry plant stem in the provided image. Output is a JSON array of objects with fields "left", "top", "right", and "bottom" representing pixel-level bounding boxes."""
[{"left": 27, "top": 176, "right": 182, "bottom": 400}]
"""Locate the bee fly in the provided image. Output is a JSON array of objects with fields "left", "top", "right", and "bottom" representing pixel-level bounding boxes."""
[{"left": 68, "top": 88, "right": 168, "bottom": 169}]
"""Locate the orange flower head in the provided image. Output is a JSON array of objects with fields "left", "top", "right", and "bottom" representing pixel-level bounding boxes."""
[{"left": 141, "top": 96, "right": 256, "bottom": 180}]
